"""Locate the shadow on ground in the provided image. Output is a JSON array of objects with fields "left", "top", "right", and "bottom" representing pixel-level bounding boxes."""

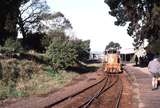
[
  {"left": 66, "top": 60, "right": 101, "bottom": 74},
  {"left": 66, "top": 66, "right": 98, "bottom": 74},
  {"left": 133, "top": 64, "right": 148, "bottom": 68}
]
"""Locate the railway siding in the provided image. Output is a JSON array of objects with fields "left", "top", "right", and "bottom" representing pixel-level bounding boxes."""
[{"left": 124, "top": 64, "right": 160, "bottom": 108}]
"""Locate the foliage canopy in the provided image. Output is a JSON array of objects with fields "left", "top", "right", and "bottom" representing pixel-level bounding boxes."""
[
  {"left": 105, "top": 41, "right": 121, "bottom": 50},
  {"left": 105, "top": 0, "right": 160, "bottom": 48},
  {"left": 46, "top": 39, "right": 77, "bottom": 69}
]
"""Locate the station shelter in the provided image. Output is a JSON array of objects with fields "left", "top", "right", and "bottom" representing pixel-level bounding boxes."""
[{"left": 120, "top": 48, "right": 135, "bottom": 62}]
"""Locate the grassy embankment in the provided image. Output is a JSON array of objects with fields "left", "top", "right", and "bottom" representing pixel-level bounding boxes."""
[
  {"left": 0, "top": 58, "right": 79, "bottom": 100},
  {"left": 0, "top": 58, "right": 102, "bottom": 100}
]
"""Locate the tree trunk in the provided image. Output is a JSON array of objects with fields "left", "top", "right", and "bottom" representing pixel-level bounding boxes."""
[
  {"left": 18, "top": 9, "right": 27, "bottom": 39},
  {"left": 0, "top": 0, "right": 22, "bottom": 45}
]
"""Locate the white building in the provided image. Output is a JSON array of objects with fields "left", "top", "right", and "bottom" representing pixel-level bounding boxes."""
[{"left": 120, "top": 48, "right": 135, "bottom": 62}]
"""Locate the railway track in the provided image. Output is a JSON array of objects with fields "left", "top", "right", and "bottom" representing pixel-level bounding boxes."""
[
  {"left": 44, "top": 72, "right": 107, "bottom": 108},
  {"left": 45, "top": 71, "right": 123, "bottom": 108},
  {"left": 84, "top": 74, "right": 123, "bottom": 108}
]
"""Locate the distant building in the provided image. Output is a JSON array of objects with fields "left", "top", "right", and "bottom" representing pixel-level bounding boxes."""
[{"left": 120, "top": 48, "right": 135, "bottom": 62}]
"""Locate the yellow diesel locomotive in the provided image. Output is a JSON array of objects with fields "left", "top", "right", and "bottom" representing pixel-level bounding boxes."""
[{"left": 103, "top": 48, "right": 122, "bottom": 73}]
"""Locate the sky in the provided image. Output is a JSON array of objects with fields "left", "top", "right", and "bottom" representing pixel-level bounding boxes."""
[{"left": 46, "top": 0, "right": 134, "bottom": 52}]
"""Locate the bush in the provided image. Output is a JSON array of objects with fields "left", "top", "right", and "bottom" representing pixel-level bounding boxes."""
[
  {"left": 0, "top": 46, "right": 15, "bottom": 54},
  {"left": 0, "top": 81, "right": 27, "bottom": 100},
  {"left": 36, "top": 53, "right": 51, "bottom": 64},
  {"left": 1, "top": 60, "right": 19, "bottom": 85},
  {"left": 0, "top": 59, "right": 41, "bottom": 85},
  {"left": 0, "top": 58, "right": 79, "bottom": 100},
  {"left": 46, "top": 40, "right": 77, "bottom": 69},
  {"left": 43, "top": 66, "right": 58, "bottom": 77},
  {"left": 4, "top": 38, "right": 23, "bottom": 52}
]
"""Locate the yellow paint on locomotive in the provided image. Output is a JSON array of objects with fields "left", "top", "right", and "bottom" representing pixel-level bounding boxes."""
[{"left": 103, "top": 51, "right": 122, "bottom": 73}]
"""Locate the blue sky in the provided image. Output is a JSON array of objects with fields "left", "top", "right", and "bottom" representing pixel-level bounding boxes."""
[{"left": 46, "top": 0, "right": 134, "bottom": 52}]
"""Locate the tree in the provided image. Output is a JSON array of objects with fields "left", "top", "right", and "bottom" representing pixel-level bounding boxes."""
[
  {"left": 104, "top": 0, "right": 160, "bottom": 47},
  {"left": 18, "top": 2, "right": 73, "bottom": 52},
  {"left": 70, "top": 39, "right": 90, "bottom": 62},
  {"left": 0, "top": 0, "right": 29, "bottom": 45},
  {"left": 39, "top": 12, "right": 72, "bottom": 33},
  {"left": 42, "top": 30, "right": 68, "bottom": 50},
  {"left": 22, "top": 32, "right": 46, "bottom": 52},
  {"left": 18, "top": 0, "right": 49, "bottom": 38},
  {"left": 41, "top": 12, "right": 73, "bottom": 51},
  {"left": 105, "top": 41, "right": 121, "bottom": 50},
  {"left": 147, "top": 39, "right": 160, "bottom": 54}
]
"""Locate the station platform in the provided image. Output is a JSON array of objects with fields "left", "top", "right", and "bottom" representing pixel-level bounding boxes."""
[{"left": 125, "top": 64, "right": 160, "bottom": 108}]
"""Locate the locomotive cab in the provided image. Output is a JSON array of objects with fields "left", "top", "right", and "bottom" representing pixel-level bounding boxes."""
[{"left": 103, "top": 48, "right": 122, "bottom": 73}]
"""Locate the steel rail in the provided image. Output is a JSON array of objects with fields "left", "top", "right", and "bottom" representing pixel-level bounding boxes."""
[
  {"left": 115, "top": 77, "right": 123, "bottom": 108},
  {"left": 78, "top": 74, "right": 119, "bottom": 108},
  {"left": 79, "top": 74, "right": 110, "bottom": 108},
  {"left": 45, "top": 73, "right": 107, "bottom": 108}
]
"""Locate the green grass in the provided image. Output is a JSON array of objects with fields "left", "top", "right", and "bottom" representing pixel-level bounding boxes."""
[
  {"left": 0, "top": 83, "right": 27, "bottom": 100},
  {"left": 0, "top": 60, "right": 79, "bottom": 100},
  {"left": 0, "top": 60, "right": 102, "bottom": 100},
  {"left": 13, "top": 67, "right": 79, "bottom": 97}
]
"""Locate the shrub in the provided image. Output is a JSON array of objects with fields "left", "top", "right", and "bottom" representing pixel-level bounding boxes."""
[
  {"left": 43, "top": 66, "right": 58, "bottom": 77},
  {"left": 4, "top": 38, "right": 23, "bottom": 52},
  {"left": 0, "top": 46, "right": 14, "bottom": 54},
  {"left": 46, "top": 40, "right": 77, "bottom": 69},
  {"left": 36, "top": 53, "right": 51, "bottom": 64},
  {"left": 0, "top": 58, "right": 79, "bottom": 100},
  {"left": 1, "top": 60, "right": 20, "bottom": 85},
  {"left": 0, "top": 59, "right": 40, "bottom": 85}
]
